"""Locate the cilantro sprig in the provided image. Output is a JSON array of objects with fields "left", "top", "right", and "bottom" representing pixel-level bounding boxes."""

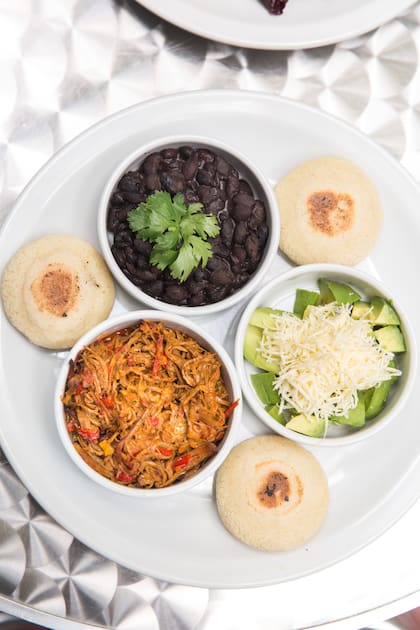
[{"left": 127, "top": 191, "right": 220, "bottom": 283}]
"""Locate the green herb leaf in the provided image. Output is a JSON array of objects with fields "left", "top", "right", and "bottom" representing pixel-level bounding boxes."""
[{"left": 127, "top": 191, "right": 220, "bottom": 282}]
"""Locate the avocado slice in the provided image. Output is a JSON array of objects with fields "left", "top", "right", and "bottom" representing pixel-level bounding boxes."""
[
  {"left": 364, "top": 379, "right": 392, "bottom": 420},
  {"left": 293, "top": 289, "right": 320, "bottom": 318},
  {"left": 370, "top": 297, "right": 401, "bottom": 326},
  {"left": 374, "top": 325, "right": 406, "bottom": 352},
  {"left": 243, "top": 324, "right": 281, "bottom": 372},
  {"left": 318, "top": 278, "right": 361, "bottom": 305},
  {"left": 330, "top": 392, "right": 365, "bottom": 427},
  {"left": 249, "top": 307, "right": 285, "bottom": 329},
  {"left": 352, "top": 300, "right": 373, "bottom": 320},
  {"left": 251, "top": 372, "right": 280, "bottom": 405},
  {"left": 265, "top": 404, "right": 286, "bottom": 425},
  {"left": 285, "top": 413, "right": 326, "bottom": 438}
]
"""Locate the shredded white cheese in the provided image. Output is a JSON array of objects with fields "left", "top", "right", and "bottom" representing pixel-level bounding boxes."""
[{"left": 259, "top": 302, "right": 401, "bottom": 421}]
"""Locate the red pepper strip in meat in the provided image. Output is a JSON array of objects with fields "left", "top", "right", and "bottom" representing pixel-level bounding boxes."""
[
  {"left": 100, "top": 395, "right": 115, "bottom": 409},
  {"left": 224, "top": 398, "right": 240, "bottom": 418},
  {"left": 117, "top": 471, "right": 135, "bottom": 483},
  {"left": 158, "top": 447, "right": 173, "bottom": 457},
  {"left": 78, "top": 427, "right": 100, "bottom": 441},
  {"left": 152, "top": 334, "right": 168, "bottom": 376},
  {"left": 174, "top": 454, "right": 191, "bottom": 469}
]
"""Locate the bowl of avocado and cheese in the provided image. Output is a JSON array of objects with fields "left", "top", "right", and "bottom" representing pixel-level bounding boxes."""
[{"left": 234, "top": 263, "right": 417, "bottom": 447}]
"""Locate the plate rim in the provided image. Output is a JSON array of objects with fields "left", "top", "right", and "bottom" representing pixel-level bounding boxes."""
[{"left": 134, "top": 0, "right": 417, "bottom": 50}]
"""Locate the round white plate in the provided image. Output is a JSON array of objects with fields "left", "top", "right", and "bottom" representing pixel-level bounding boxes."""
[
  {"left": 1, "top": 90, "right": 420, "bottom": 589},
  {"left": 136, "top": 0, "right": 417, "bottom": 50}
]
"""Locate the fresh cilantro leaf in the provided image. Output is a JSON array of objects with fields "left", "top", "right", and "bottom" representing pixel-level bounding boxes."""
[
  {"left": 170, "top": 241, "right": 197, "bottom": 282},
  {"left": 187, "top": 235, "right": 213, "bottom": 268},
  {"left": 127, "top": 190, "right": 220, "bottom": 282},
  {"left": 150, "top": 246, "right": 178, "bottom": 271}
]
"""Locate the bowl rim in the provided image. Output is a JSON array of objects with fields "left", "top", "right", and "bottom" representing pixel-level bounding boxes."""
[
  {"left": 234, "top": 262, "right": 418, "bottom": 447},
  {"left": 97, "top": 133, "right": 280, "bottom": 316},
  {"left": 54, "top": 309, "right": 243, "bottom": 497}
]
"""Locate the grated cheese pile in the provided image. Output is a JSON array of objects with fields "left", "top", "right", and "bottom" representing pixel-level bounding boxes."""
[{"left": 259, "top": 302, "right": 400, "bottom": 421}]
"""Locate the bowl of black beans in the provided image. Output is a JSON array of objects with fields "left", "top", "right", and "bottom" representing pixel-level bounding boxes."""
[{"left": 98, "top": 135, "right": 279, "bottom": 315}]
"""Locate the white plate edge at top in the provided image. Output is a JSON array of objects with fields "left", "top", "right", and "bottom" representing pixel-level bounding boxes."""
[{"left": 134, "top": 0, "right": 417, "bottom": 50}]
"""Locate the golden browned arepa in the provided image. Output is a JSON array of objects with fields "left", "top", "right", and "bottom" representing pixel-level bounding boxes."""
[
  {"left": 275, "top": 156, "right": 383, "bottom": 265},
  {"left": 215, "top": 435, "right": 329, "bottom": 551},
  {"left": 1, "top": 234, "right": 115, "bottom": 349}
]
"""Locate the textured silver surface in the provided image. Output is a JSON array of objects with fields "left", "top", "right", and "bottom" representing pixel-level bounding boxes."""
[{"left": 0, "top": 0, "right": 420, "bottom": 628}]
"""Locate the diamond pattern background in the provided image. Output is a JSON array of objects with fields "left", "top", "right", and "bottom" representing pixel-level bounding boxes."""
[{"left": 0, "top": 1, "right": 420, "bottom": 628}]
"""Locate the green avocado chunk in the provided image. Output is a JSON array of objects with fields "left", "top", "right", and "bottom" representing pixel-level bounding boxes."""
[
  {"left": 285, "top": 413, "right": 326, "bottom": 438},
  {"left": 251, "top": 372, "right": 280, "bottom": 405},
  {"left": 293, "top": 289, "right": 320, "bottom": 318},
  {"left": 330, "top": 392, "right": 366, "bottom": 427},
  {"left": 374, "top": 325, "right": 406, "bottom": 352},
  {"left": 351, "top": 301, "right": 373, "bottom": 320},
  {"left": 370, "top": 297, "right": 401, "bottom": 326},
  {"left": 248, "top": 307, "right": 285, "bottom": 329},
  {"left": 364, "top": 379, "right": 392, "bottom": 420},
  {"left": 265, "top": 404, "right": 286, "bottom": 425},
  {"left": 243, "top": 324, "right": 281, "bottom": 372},
  {"left": 318, "top": 278, "right": 361, "bottom": 305}
]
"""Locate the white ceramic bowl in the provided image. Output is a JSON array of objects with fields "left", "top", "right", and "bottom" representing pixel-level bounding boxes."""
[
  {"left": 55, "top": 310, "right": 242, "bottom": 497},
  {"left": 234, "top": 263, "right": 417, "bottom": 447},
  {"left": 97, "top": 134, "right": 279, "bottom": 316}
]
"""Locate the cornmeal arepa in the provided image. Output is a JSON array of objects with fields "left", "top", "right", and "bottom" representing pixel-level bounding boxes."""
[
  {"left": 275, "top": 156, "right": 383, "bottom": 265},
  {"left": 215, "top": 434, "right": 329, "bottom": 551},
  {"left": 1, "top": 234, "right": 115, "bottom": 349}
]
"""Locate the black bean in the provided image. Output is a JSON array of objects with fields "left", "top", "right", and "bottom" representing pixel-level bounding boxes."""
[
  {"left": 245, "top": 233, "right": 260, "bottom": 260},
  {"left": 145, "top": 173, "right": 161, "bottom": 191},
  {"left": 189, "top": 292, "right": 206, "bottom": 306},
  {"left": 210, "top": 269, "right": 235, "bottom": 286},
  {"left": 119, "top": 174, "right": 139, "bottom": 192},
  {"left": 164, "top": 284, "right": 188, "bottom": 303},
  {"left": 226, "top": 175, "right": 240, "bottom": 198},
  {"left": 111, "top": 192, "right": 125, "bottom": 206},
  {"left": 161, "top": 148, "right": 177, "bottom": 160},
  {"left": 233, "top": 221, "right": 248, "bottom": 244},
  {"left": 206, "top": 284, "right": 228, "bottom": 302},
  {"left": 206, "top": 255, "right": 227, "bottom": 272},
  {"left": 187, "top": 280, "right": 207, "bottom": 295},
  {"left": 197, "top": 148, "right": 214, "bottom": 163},
  {"left": 161, "top": 170, "right": 185, "bottom": 194},
  {"left": 207, "top": 198, "right": 225, "bottom": 215},
  {"left": 122, "top": 191, "right": 145, "bottom": 205},
  {"left": 238, "top": 179, "right": 253, "bottom": 195},
  {"left": 196, "top": 169, "right": 214, "bottom": 186},
  {"left": 248, "top": 201, "right": 266, "bottom": 229},
  {"left": 215, "top": 155, "right": 232, "bottom": 177},
  {"left": 144, "top": 280, "right": 164, "bottom": 297},
  {"left": 133, "top": 238, "right": 152, "bottom": 256},
  {"left": 198, "top": 185, "right": 219, "bottom": 205},
  {"left": 183, "top": 153, "right": 198, "bottom": 180},
  {"left": 232, "top": 201, "right": 252, "bottom": 222},
  {"left": 179, "top": 145, "right": 193, "bottom": 159},
  {"left": 220, "top": 218, "right": 235, "bottom": 244},
  {"left": 143, "top": 153, "right": 162, "bottom": 174},
  {"left": 184, "top": 189, "right": 200, "bottom": 204},
  {"left": 256, "top": 224, "right": 269, "bottom": 246},
  {"left": 135, "top": 268, "right": 160, "bottom": 282}
]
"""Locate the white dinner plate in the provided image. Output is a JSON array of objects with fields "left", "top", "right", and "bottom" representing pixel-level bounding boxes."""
[
  {"left": 135, "top": 0, "right": 417, "bottom": 50},
  {"left": 1, "top": 90, "right": 420, "bottom": 589}
]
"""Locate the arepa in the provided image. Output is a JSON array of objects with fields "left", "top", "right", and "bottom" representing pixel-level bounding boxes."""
[
  {"left": 1, "top": 234, "right": 115, "bottom": 349},
  {"left": 275, "top": 156, "right": 383, "bottom": 265},
  {"left": 215, "top": 435, "right": 328, "bottom": 551}
]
